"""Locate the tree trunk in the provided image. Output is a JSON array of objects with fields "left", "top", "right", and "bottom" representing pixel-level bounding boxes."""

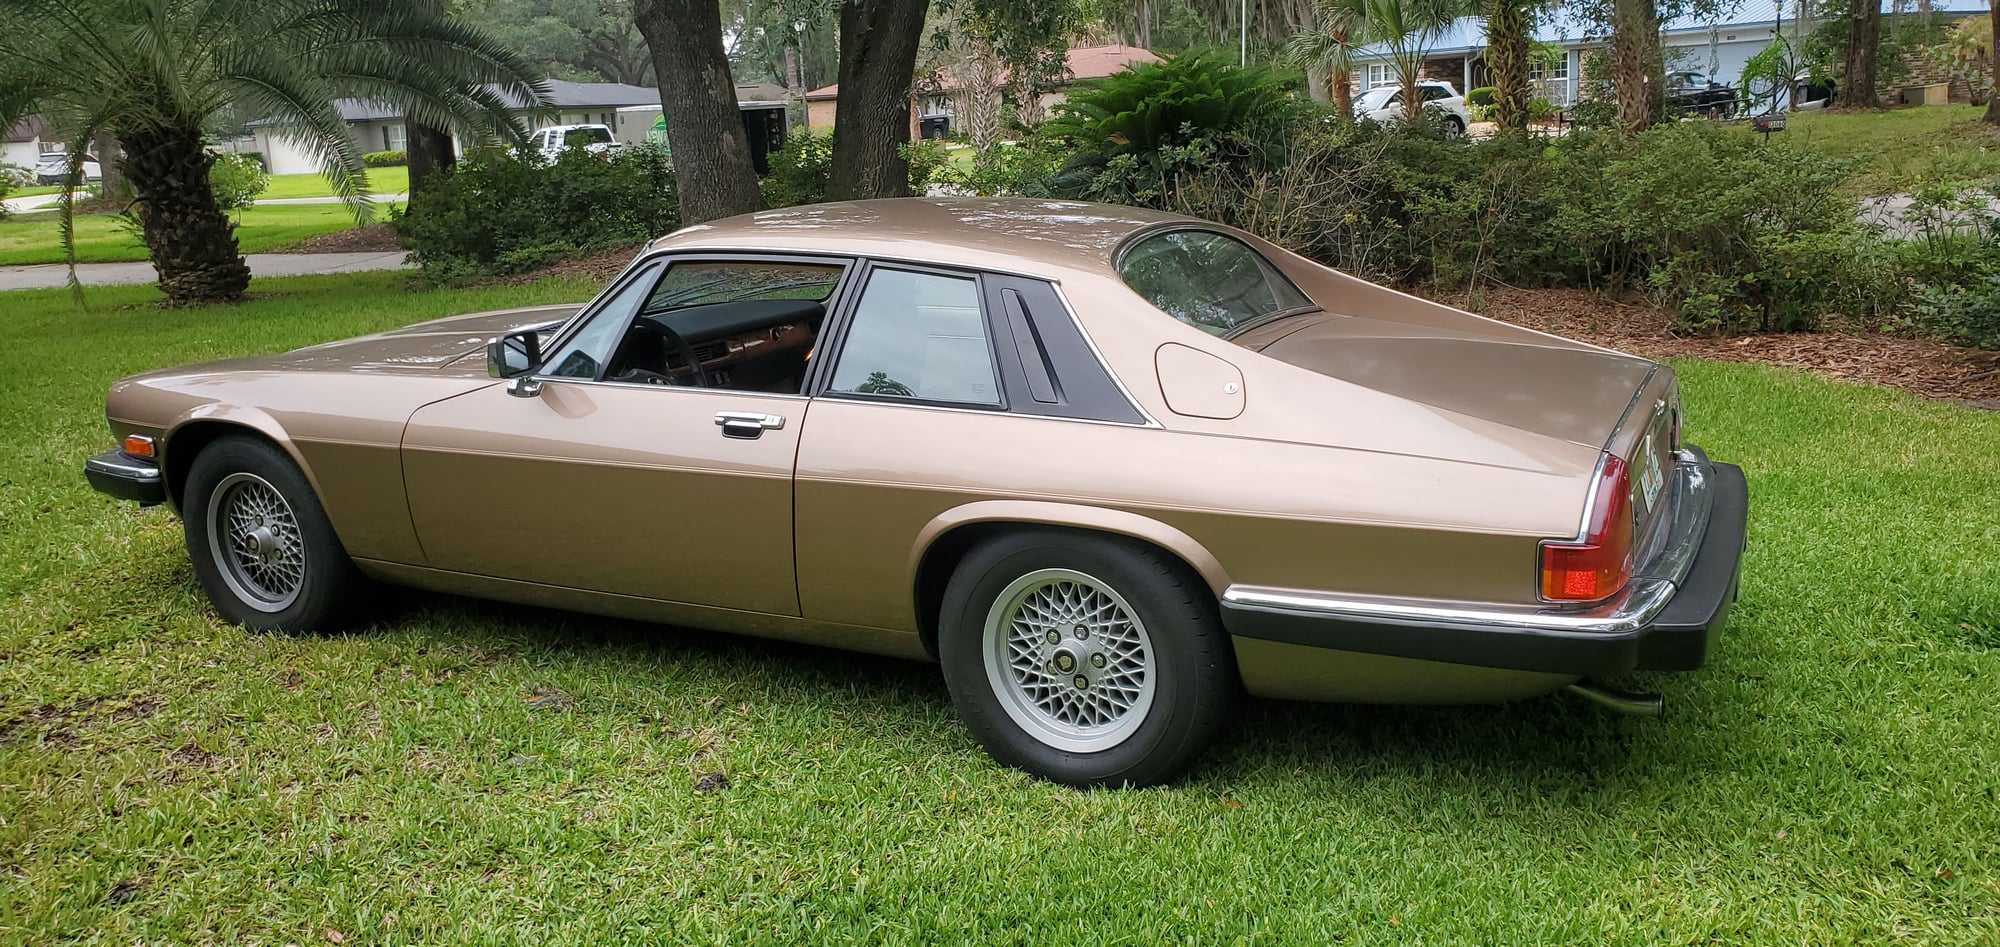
[
  {"left": 93, "top": 131, "right": 131, "bottom": 205},
  {"left": 119, "top": 125, "right": 250, "bottom": 305},
  {"left": 1836, "top": 0, "right": 1881, "bottom": 108},
  {"left": 1610, "top": 0, "right": 1660, "bottom": 132},
  {"left": 405, "top": 122, "right": 456, "bottom": 196},
  {"left": 1331, "top": 67, "right": 1353, "bottom": 119},
  {"left": 634, "top": 0, "right": 765, "bottom": 223},
  {"left": 1987, "top": 9, "right": 2000, "bottom": 124},
  {"left": 1488, "top": 0, "right": 1532, "bottom": 131},
  {"left": 828, "top": 0, "right": 928, "bottom": 201}
]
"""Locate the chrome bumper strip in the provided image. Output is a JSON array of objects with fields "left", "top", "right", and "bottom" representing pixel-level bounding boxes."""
[{"left": 1222, "top": 452, "right": 1715, "bottom": 639}]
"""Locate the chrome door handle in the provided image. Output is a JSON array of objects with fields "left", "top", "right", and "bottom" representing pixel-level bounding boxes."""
[{"left": 714, "top": 411, "right": 785, "bottom": 438}]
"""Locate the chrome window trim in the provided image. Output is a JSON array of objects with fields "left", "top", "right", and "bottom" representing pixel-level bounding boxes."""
[
  {"left": 523, "top": 376, "right": 810, "bottom": 403},
  {"left": 1047, "top": 283, "right": 1161, "bottom": 429}
]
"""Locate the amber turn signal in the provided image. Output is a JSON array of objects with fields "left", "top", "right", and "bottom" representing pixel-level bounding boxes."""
[{"left": 122, "top": 434, "right": 156, "bottom": 459}]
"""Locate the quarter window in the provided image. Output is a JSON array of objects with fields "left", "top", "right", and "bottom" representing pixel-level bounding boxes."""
[
  {"left": 1117, "top": 230, "right": 1313, "bottom": 336},
  {"left": 828, "top": 269, "right": 999, "bottom": 404}
]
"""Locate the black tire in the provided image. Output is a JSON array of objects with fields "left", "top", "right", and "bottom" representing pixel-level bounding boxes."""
[
  {"left": 183, "top": 435, "right": 364, "bottom": 632},
  {"left": 937, "top": 529, "right": 1234, "bottom": 787},
  {"left": 1446, "top": 116, "right": 1467, "bottom": 138}
]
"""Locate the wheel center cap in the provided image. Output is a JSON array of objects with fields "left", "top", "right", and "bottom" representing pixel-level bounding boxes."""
[{"left": 247, "top": 526, "right": 281, "bottom": 565}]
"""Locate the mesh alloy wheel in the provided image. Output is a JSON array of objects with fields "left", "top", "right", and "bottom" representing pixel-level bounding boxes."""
[
  {"left": 981, "top": 568, "right": 1157, "bottom": 753},
  {"left": 204, "top": 471, "right": 306, "bottom": 612}
]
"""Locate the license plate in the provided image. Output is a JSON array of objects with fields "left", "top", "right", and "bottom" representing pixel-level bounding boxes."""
[{"left": 1638, "top": 434, "right": 1665, "bottom": 511}]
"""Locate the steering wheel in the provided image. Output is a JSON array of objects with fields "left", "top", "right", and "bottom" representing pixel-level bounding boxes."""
[{"left": 636, "top": 317, "right": 709, "bottom": 387}]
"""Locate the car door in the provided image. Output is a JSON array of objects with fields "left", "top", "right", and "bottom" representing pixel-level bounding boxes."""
[
  {"left": 399, "top": 254, "right": 850, "bottom": 616},
  {"left": 792, "top": 262, "right": 1147, "bottom": 630}
]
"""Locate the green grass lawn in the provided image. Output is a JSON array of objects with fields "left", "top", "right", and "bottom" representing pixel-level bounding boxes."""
[
  {"left": 3, "top": 274, "right": 1999, "bottom": 941},
  {"left": 261, "top": 167, "right": 409, "bottom": 200},
  {"left": 1781, "top": 105, "right": 2000, "bottom": 195},
  {"left": 0, "top": 202, "right": 401, "bottom": 266},
  {"left": 6, "top": 185, "right": 63, "bottom": 198}
]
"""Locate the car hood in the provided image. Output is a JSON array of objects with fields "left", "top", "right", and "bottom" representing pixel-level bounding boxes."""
[
  {"left": 237, "top": 304, "right": 582, "bottom": 377},
  {"left": 1253, "top": 313, "right": 1654, "bottom": 450}
]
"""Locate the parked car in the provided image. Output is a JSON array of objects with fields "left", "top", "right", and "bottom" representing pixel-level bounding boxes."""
[
  {"left": 1354, "top": 80, "right": 1472, "bottom": 136},
  {"left": 529, "top": 124, "right": 616, "bottom": 160},
  {"left": 36, "top": 152, "right": 101, "bottom": 185},
  {"left": 1666, "top": 72, "right": 1739, "bottom": 118},
  {"left": 84, "top": 198, "right": 1747, "bottom": 786}
]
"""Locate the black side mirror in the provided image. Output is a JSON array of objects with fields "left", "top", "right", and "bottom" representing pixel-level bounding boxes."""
[{"left": 487, "top": 329, "right": 542, "bottom": 378}]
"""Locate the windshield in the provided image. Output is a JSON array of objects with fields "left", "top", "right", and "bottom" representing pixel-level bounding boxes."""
[
  {"left": 1117, "top": 229, "right": 1315, "bottom": 336},
  {"left": 1355, "top": 88, "right": 1396, "bottom": 112}
]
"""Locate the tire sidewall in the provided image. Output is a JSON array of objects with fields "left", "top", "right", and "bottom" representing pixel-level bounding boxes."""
[
  {"left": 182, "top": 436, "right": 355, "bottom": 632},
  {"left": 938, "top": 531, "right": 1229, "bottom": 786}
]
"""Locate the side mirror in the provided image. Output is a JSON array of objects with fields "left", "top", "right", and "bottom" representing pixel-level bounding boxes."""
[{"left": 487, "top": 330, "right": 542, "bottom": 379}]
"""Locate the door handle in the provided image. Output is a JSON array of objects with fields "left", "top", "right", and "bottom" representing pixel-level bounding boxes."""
[{"left": 714, "top": 411, "right": 785, "bottom": 439}]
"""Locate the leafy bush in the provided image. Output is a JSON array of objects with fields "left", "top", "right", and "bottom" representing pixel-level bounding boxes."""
[
  {"left": 209, "top": 152, "right": 270, "bottom": 210},
  {"left": 397, "top": 145, "right": 679, "bottom": 277},
  {"left": 922, "top": 142, "right": 1061, "bottom": 197},
  {"left": 763, "top": 130, "right": 833, "bottom": 207},
  {"left": 1466, "top": 86, "right": 1498, "bottom": 107},
  {"left": 363, "top": 150, "right": 408, "bottom": 168},
  {"left": 1037, "top": 51, "right": 1302, "bottom": 207}
]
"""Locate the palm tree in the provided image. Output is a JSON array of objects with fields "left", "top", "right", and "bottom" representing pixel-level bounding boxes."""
[
  {"left": 1485, "top": 0, "right": 1533, "bottom": 130},
  {"left": 0, "top": 0, "right": 547, "bottom": 305},
  {"left": 1285, "top": 0, "right": 1370, "bottom": 120},
  {"left": 1357, "top": 0, "right": 1465, "bottom": 121}
]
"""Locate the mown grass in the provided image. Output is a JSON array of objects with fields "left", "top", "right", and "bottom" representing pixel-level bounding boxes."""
[
  {"left": 261, "top": 167, "right": 410, "bottom": 201},
  {"left": 2, "top": 272, "right": 1999, "bottom": 942},
  {"left": 1781, "top": 105, "right": 2000, "bottom": 195},
  {"left": 0, "top": 203, "right": 400, "bottom": 266}
]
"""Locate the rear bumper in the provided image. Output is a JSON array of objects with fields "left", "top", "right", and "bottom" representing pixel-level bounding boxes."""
[
  {"left": 84, "top": 450, "right": 166, "bottom": 506},
  {"left": 1219, "top": 448, "right": 1748, "bottom": 677}
]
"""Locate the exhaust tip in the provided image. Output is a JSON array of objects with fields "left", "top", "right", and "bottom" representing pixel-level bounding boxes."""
[{"left": 1564, "top": 681, "right": 1664, "bottom": 717}]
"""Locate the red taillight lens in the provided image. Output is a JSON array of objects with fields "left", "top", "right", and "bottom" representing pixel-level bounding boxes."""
[{"left": 1540, "top": 455, "right": 1635, "bottom": 603}]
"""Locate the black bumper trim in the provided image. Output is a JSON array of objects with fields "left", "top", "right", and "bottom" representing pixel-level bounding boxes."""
[
  {"left": 84, "top": 450, "right": 167, "bottom": 506},
  {"left": 1220, "top": 458, "right": 1748, "bottom": 677}
]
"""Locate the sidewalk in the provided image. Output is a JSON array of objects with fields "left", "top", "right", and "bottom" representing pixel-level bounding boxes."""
[{"left": 0, "top": 251, "right": 413, "bottom": 291}]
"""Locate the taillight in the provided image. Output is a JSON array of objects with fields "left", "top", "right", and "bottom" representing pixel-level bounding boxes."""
[{"left": 1540, "top": 455, "right": 1635, "bottom": 603}]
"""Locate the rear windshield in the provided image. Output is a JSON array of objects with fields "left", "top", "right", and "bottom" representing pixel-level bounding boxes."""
[
  {"left": 565, "top": 127, "right": 613, "bottom": 145},
  {"left": 1116, "top": 229, "right": 1314, "bottom": 336}
]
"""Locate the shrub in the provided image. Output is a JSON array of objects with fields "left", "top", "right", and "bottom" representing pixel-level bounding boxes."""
[
  {"left": 922, "top": 142, "right": 1061, "bottom": 197},
  {"left": 763, "top": 130, "right": 833, "bottom": 207},
  {"left": 209, "top": 152, "right": 270, "bottom": 210},
  {"left": 1037, "top": 51, "right": 1302, "bottom": 207},
  {"left": 363, "top": 150, "right": 408, "bottom": 167},
  {"left": 1466, "top": 86, "right": 1498, "bottom": 107},
  {"left": 397, "top": 145, "right": 679, "bottom": 277}
]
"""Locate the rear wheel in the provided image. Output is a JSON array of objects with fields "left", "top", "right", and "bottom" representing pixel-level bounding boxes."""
[
  {"left": 1446, "top": 115, "right": 1467, "bottom": 138},
  {"left": 183, "top": 436, "right": 363, "bottom": 632},
  {"left": 938, "top": 530, "right": 1234, "bottom": 787}
]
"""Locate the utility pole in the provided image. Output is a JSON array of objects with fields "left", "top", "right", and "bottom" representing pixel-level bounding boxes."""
[{"left": 1240, "top": 0, "right": 1248, "bottom": 66}]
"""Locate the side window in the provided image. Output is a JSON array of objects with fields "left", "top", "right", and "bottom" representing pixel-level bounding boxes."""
[
  {"left": 828, "top": 269, "right": 999, "bottom": 404},
  {"left": 1421, "top": 85, "right": 1451, "bottom": 101},
  {"left": 542, "top": 261, "right": 664, "bottom": 379}
]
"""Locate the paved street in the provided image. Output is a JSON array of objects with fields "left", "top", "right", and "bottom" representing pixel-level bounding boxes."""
[{"left": 0, "top": 251, "right": 413, "bottom": 291}]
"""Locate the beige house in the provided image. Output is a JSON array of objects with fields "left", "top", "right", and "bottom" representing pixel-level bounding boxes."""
[{"left": 803, "top": 44, "right": 1162, "bottom": 135}]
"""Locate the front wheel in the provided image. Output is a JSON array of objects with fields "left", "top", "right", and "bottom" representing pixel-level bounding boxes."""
[
  {"left": 183, "top": 436, "right": 364, "bottom": 632},
  {"left": 938, "top": 530, "right": 1234, "bottom": 787}
]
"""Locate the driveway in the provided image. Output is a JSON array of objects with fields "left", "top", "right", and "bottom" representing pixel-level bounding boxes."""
[{"left": 0, "top": 251, "right": 413, "bottom": 291}]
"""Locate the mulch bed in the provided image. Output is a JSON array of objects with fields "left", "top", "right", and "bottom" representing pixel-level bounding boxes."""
[
  {"left": 1443, "top": 286, "right": 2000, "bottom": 408},
  {"left": 495, "top": 244, "right": 647, "bottom": 286},
  {"left": 279, "top": 223, "right": 403, "bottom": 254}
]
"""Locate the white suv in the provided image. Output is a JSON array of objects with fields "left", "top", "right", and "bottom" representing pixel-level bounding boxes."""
[
  {"left": 529, "top": 124, "right": 617, "bottom": 160},
  {"left": 1354, "top": 80, "right": 1472, "bottom": 137}
]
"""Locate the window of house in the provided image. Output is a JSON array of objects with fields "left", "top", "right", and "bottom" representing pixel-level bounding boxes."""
[
  {"left": 1531, "top": 55, "right": 1571, "bottom": 82},
  {"left": 383, "top": 123, "right": 408, "bottom": 153},
  {"left": 1367, "top": 63, "right": 1393, "bottom": 88},
  {"left": 828, "top": 269, "right": 998, "bottom": 404}
]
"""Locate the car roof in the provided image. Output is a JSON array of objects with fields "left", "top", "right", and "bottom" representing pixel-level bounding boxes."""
[{"left": 649, "top": 198, "right": 1199, "bottom": 280}]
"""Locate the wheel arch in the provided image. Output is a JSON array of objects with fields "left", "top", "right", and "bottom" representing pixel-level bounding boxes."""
[
  {"left": 908, "top": 501, "right": 1231, "bottom": 660},
  {"left": 160, "top": 408, "right": 318, "bottom": 509}
]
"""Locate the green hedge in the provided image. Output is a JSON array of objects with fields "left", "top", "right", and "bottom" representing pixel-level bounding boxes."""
[
  {"left": 396, "top": 145, "right": 678, "bottom": 278},
  {"left": 363, "top": 150, "right": 407, "bottom": 168}
]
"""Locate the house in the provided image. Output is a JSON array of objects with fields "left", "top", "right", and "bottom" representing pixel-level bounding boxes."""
[
  {"left": 1347, "top": 0, "right": 1985, "bottom": 106},
  {"left": 227, "top": 80, "right": 689, "bottom": 175},
  {"left": 4, "top": 116, "right": 49, "bottom": 170},
  {"left": 802, "top": 44, "right": 1164, "bottom": 134}
]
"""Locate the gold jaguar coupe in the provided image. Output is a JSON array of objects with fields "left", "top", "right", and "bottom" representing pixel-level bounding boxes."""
[{"left": 85, "top": 198, "right": 1747, "bottom": 786}]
